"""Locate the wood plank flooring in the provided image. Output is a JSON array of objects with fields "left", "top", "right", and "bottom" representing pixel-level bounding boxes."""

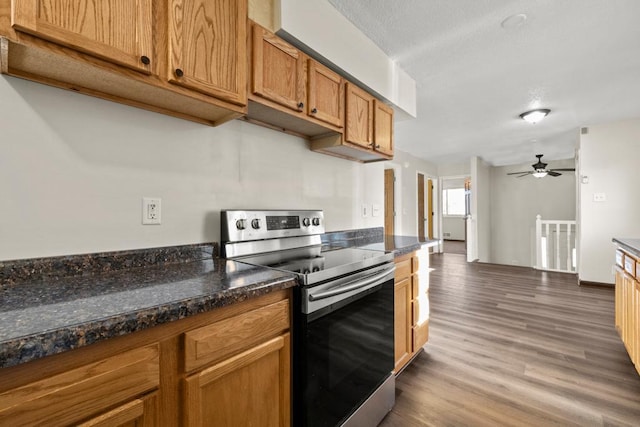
[{"left": 380, "top": 253, "right": 640, "bottom": 427}]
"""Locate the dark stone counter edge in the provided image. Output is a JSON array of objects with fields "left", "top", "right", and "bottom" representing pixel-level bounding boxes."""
[
  {"left": 613, "top": 238, "right": 640, "bottom": 259},
  {"left": 0, "top": 276, "right": 296, "bottom": 369},
  {"left": 389, "top": 239, "right": 439, "bottom": 258}
]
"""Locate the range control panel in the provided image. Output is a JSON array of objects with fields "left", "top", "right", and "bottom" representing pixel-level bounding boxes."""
[{"left": 221, "top": 210, "right": 324, "bottom": 243}]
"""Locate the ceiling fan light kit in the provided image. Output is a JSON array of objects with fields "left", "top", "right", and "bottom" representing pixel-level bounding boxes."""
[
  {"left": 506, "top": 154, "right": 575, "bottom": 178},
  {"left": 520, "top": 109, "right": 551, "bottom": 124}
]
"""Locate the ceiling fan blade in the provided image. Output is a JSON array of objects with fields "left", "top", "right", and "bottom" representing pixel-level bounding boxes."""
[
  {"left": 516, "top": 173, "right": 531, "bottom": 178},
  {"left": 549, "top": 168, "right": 575, "bottom": 172},
  {"left": 547, "top": 171, "right": 562, "bottom": 177},
  {"left": 507, "top": 171, "right": 532, "bottom": 175}
]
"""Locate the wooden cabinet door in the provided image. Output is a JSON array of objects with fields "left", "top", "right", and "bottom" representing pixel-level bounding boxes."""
[
  {"left": 615, "top": 269, "right": 623, "bottom": 333},
  {"left": 374, "top": 99, "right": 394, "bottom": 156},
  {"left": 394, "top": 278, "right": 411, "bottom": 372},
  {"left": 252, "top": 24, "right": 305, "bottom": 112},
  {"left": 78, "top": 393, "right": 158, "bottom": 427},
  {"left": 307, "top": 60, "right": 343, "bottom": 127},
  {"left": 168, "top": 0, "right": 247, "bottom": 106},
  {"left": 344, "top": 82, "right": 374, "bottom": 148},
  {"left": 11, "top": 0, "right": 153, "bottom": 74},
  {"left": 184, "top": 334, "right": 290, "bottom": 427}
]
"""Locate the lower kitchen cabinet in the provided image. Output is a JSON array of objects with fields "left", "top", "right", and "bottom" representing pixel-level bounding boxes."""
[
  {"left": 393, "top": 249, "right": 429, "bottom": 373},
  {"left": 184, "top": 334, "right": 290, "bottom": 427},
  {"left": 0, "top": 290, "right": 291, "bottom": 426},
  {"left": 614, "top": 247, "right": 640, "bottom": 375}
]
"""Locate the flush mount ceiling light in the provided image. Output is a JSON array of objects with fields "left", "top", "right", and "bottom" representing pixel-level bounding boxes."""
[{"left": 520, "top": 109, "right": 550, "bottom": 124}]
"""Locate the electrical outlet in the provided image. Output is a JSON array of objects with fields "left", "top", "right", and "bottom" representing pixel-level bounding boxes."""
[{"left": 142, "top": 197, "right": 161, "bottom": 225}]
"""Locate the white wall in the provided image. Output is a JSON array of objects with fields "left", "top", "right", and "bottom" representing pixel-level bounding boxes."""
[
  {"left": 443, "top": 217, "right": 465, "bottom": 240},
  {"left": 275, "top": 0, "right": 416, "bottom": 118},
  {"left": 578, "top": 118, "right": 640, "bottom": 284},
  {"left": 470, "top": 157, "right": 491, "bottom": 262},
  {"left": 386, "top": 149, "right": 438, "bottom": 236},
  {"left": 438, "top": 162, "right": 470, "bottom": 177},
  {"left": 0, "top": 76, "right": 383, "bottom": 261},
  {"left": 490, "top": 159, "right": 576, "bottom": 267}
]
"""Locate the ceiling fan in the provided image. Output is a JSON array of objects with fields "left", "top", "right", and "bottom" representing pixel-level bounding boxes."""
[{"left": 507, "top": 154, "right": 576, "bottom": 178}]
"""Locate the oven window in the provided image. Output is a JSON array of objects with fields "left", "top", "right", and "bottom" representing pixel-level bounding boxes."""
[{"left": 296, "top": 280, "right": 394, "bottom": 427}]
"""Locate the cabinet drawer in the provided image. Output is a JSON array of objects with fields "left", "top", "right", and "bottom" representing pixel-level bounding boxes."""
[
  {"left": 412, "top": 321, "right": 429, "bottom": 352},
  {"left": 395, "top": 258, "right": 412, "bottom": 281},
  {"left": 0, "top": 344, "right": 159, "bottom": 426},
  {"left": 184, "top": 299, "right": 290, "bottom": 372},
  {"left": 411, "top": 276, "right": 420, "bottom": 300},
  {"left": 412, "top": 256, "right": 419, "bottom": 273},
  {"left": 625, "top": 255, "right": 636, "bottom": 277}
]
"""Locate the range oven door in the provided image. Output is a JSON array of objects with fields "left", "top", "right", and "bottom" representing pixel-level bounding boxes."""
[{"left": 295, "top": 263, "right": 395, "bottom": 427}]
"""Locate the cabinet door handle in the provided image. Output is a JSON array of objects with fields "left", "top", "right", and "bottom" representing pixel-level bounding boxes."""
[
  {"left": 375, "top": 144, "right": 380, "bottom": 149},
  {"left": 368, "top": 143, "right": 373, "bottom": 147},
  {"left": 175, "top": 68, "right": 184, "bottom": 77},
  {"left": 140, "top": 56, "right": 150, "bottom": 65},
  {"left": 297, "top": 102, "right": 304, "bottom": 109},
  {"left": 311, "top": 108, "right": 318, "bottom": 114}
]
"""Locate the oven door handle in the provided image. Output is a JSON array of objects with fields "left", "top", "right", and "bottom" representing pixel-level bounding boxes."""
[{"left": 308, "top": 266, "right": 395, "bottom": 301}]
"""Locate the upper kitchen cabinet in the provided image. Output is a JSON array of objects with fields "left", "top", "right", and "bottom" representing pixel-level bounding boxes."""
[
  {"left": 168, "top": 0, "right": 247, "bottom": 106},
  {"left": 251, "top": 23, "right": 304, "bottom": 112},
  {"left": 307, "top": 59, "right": 343, "bottom": 128},
  {"left": 344, "top": 82, "right": 374, "bottom": 148},
  {"left": 374, "top": 99, "right": 394, "bottom": 156},
  {"left": 311, "top": 82, "right": 394, "bottom": 162},
  {"left": 10, "top": 0, "right": 154, "bottom": 74},
  {"left": 245, "top": 21, "right": 343, "bottom": 138},
  {"left": 0, "top": 0, "right": 248, "bottom": 126}
]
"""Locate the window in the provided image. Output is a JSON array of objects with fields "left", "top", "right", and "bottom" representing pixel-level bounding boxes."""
[{"left": 442, "top": 188, "right": 466, "bottom": 216}]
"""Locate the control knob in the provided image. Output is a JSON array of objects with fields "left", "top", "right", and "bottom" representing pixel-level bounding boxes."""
[
  {"left": 302, "top": 217, "right": 311, "bottom": 227},
  {"left": 312, "top": 217, "right": 321, "bottom": 226},
  {"left": 235, "top": 219, "right": 247, "bottom": 230},
  {"left": 251, "top": 219, "right": 261, "bottom": 229}
]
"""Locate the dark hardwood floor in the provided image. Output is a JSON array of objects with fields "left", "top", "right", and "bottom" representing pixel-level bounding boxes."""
[{"left": 381, "top": 253, "right": 640, "bottom": 427}]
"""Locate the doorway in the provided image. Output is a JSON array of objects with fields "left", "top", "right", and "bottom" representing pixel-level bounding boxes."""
[
  {"left": 417, "top": 174, "right": 435, "bottom": 241},
  {"left": 441, "top": 176, "right": 469, "bottom": 255}
]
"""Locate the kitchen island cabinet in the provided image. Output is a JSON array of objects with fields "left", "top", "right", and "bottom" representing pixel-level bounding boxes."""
[
  {"left": 613, "top": 238, "right": 640, "bottom": 375},
  {"left": 0, "top": 245, "right": 295, "bottom": 426}
]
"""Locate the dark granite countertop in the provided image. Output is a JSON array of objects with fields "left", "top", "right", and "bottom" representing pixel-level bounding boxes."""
[
  {"left": 613, "top": 238, "right": 640, "bottom": 259},
  {"left": 0, "top": 256, "right": 296, "bottom": 368},
  {"left": 358, "top": 235, "right": 439, "bottom": 258}
]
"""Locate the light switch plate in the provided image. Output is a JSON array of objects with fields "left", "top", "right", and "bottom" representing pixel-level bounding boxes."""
[
  {"left": 362, "top": 204, "right": 369, "bottom": 218},
  {"left": 593, "top": 193, "right": 606, "bottom": 202},
  {"left": 372, "top": 204, "right": 381, "bottom": 217}
]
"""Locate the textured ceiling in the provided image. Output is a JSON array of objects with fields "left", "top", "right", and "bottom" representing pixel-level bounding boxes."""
[{"left": 327, "top": 0, "right": 640, "bottom": 166}]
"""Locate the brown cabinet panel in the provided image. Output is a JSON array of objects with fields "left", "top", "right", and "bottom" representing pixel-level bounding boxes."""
[
  {"left": 394, "top": 258, "right": 412, "bottom": 282},
  {"left": 412, "top": 321, "right": 429, "bottom": 352},
  {"left": 251, "top": 23, "right": 305, "bottom": 111},
  {"left": 12, "top": 0, "right": 153, "bottom": 73},
  {"left": 184, "top": 334, "right": 290, "bottom": 427},
  {"left": 169, "top": 0, "right": 247, "bottom": 105},
  {"left": 77, "top": 392, "right": 158, "bottom": 427},
  {"left": 344, "top": 82, "right": 374, "bottom": 148},
  {"left": 184, "top": 299, "right": 290, "bottom": 372},
  {"left": 373, "top": 99, "right": 393, "bottom": 156},
  {"left": 394, "top": 278, "right": 412, "bottom": 373},
  {"left": 307, "top": 59, "right": 343, "bottom": 127},
  {"left": 0, "top": 345, "right": 159, "bottom": 426}
]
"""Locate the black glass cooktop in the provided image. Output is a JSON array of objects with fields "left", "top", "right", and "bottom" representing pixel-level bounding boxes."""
[{"left": 236, "top": 246, "right": 392, "bottom": 286}]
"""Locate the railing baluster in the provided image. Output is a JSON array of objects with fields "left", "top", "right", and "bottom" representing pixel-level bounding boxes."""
[
  {"left": 555, "top": 223, "right": 560, "bottom": 270},
  {"left": 566, "top": 224, "right": 572, "bottom": 271},
  {"left": 545, "top": 223, "right": 550, "bottom": 269}
]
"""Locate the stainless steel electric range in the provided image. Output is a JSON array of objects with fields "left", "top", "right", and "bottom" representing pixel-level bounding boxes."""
[{"left": 222, "top": 210, "right": 395, "bottom": 427}]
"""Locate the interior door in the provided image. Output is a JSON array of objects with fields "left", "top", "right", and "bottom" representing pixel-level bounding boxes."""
[
  {"left": 384, "top": 169, "right": 394, "bottom": 235},
  {"left": 427, "top": 178, "right": 434, "bottom": 239},
  {"left": 418, "top": 174, "right": 425, "bottom": 240}
]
